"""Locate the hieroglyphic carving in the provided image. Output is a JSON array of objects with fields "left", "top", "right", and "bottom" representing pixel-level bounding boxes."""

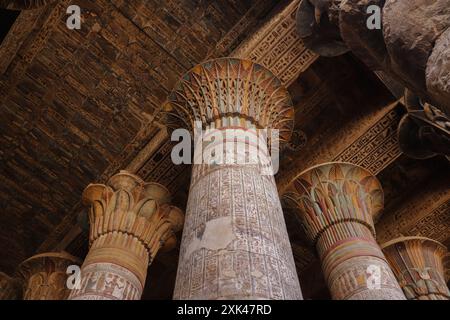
[
  {"left": 175, "top": 164, "right": 302, "bottom": 300},
  {"left": 284, "top": 162, "right": 405, "bottom": 300},
  {"left": 0, "top": 0, "right": 71, "bottom": 97},
  {"left": 71, "top": 263, "right": 142, "bottom": 300},
  {"left": 382, "top": 237, "right": 450, "bottom": 300},
  {"left": 25, "top": 1, "right": 314, "bottom": 266},
  {"left": 376, "top": 174, "right": 450, "bottom": 245},
  {"left": 328, "top": 256, "right": 403, "bottom": 300},
  {"left": 233, "top": 0, "right": 318, "bottom": 87},
  {"left": 278, "top": 100, "right": 405, "bottom": 195},
  {"left": 206, "top": 0, "right": 278, "bottom": 58},
  {"left": 69, "top": 171, "right": 184, "bottom": 300},
  {"left": 0, "top": 0, "right": 282, "bottom": 272},
  {"left": 166, "top": 58, "right": 302, "bottom": 300},
  {"left": 334, "top": 107, "right": 403, "bottom": 175},
  {"left": 17, "top": 252, "right": 81, "bottom": 300},
  {"left": 406, "top": 202, "right": 450, "bottom": 244}
]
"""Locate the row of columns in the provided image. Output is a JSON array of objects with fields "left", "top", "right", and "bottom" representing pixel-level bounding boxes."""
[
  {"left": 1, "top": 57, "right": 448, "bottom": 300},
  {"left": 0, "top": 171, "right": 185, "bottom": 300},
  {"left": 2, "top": 162, "right": 448, "bottom": 300}
]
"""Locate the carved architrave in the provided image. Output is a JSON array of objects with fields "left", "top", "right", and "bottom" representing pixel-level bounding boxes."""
[
  {"left": 233, "top": 0, "right": 318, "bottom": 87},
  {"left": 376, "top": 173, "right": 450, "bottom": 245},
  {"left": 278, "top": 100, "right": 404, "bottom": 195}
]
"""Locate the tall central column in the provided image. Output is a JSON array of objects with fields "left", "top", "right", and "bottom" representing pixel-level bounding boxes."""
[
  {"left": 283, "top": 162, "right": 406, "bottom": 300},
  {"left": 165, "top": 58, "right": 302, "bottom": 300}
]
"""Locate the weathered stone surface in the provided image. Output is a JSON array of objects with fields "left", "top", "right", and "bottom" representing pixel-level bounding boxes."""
[
  {"left": 397, "top": 89, "right": 450, "bottom": 159},
  {"left": 339, "top": 0, "right": 387, "bottom": 70},
  {"left": 0, "top": 0, "right": 279, "bottom": 274},
  {"left": 167, "top": 58, "right": 302, "bottom": 300},
  {"left": 383, "top": 0, "right": 450, "bottom": 98},
  {"left": 296, "top": 0, "right": 349, "bottom": 57},
  {"left": 426, "top": 27, "right": 450, "bottom": 116},
  {"left": 68, "top": 171, "right": 183, "bottom": 300}
]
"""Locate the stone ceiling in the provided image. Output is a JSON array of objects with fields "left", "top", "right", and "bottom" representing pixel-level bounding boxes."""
[
  {"left": 0, "top": 0, "right": 283, "bottom": 274},
  {"left": 0, "top": 0, "right": 448, "bottom": 299}
]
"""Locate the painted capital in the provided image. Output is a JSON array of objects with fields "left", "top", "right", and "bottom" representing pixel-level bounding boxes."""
[
  {"left": 16, "top": 252, "right": 80, "bottom": 300},
  {"left": 68, "top": 171, "right": 184, "bottom": 300},
  {"left": 165, "top": 58, "right": 302, "bottom": 300},
  {"left": 163, "top": 57, "right": 294, "bottom": 142},
  {"left": 381, "top": 237, "right": 450, "bottom": 300},
  {"left": 283, "top": 162, "right": 405, "bottom": 300},
  {"left": 0, "top": 272, "right": 22, "bottom": 300}
]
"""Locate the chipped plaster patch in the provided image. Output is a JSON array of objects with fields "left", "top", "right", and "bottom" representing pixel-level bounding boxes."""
[{"left": 184, "top": 216, "right": 236, "bottom": 259}]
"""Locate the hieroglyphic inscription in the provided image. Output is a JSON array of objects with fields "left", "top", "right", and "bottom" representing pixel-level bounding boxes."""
[{"left": 174, "top": 164, "right": 302, "bottom": 300}]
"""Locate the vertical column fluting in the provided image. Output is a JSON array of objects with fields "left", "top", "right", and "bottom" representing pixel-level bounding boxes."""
[
  {"left": 382, "top": 236, "right": 450, "bottom": 300},
  {"left": 17, "top": 252, "right": 80, "bottom": 300},
  {"left": 68, "top": 171, "right": 184, "bottom": 300},
  {"left": 164, "top": 58, "right": 302, "bottom": 300},
  {"left": 283, "top": 162, "right": 405, "bottom": 300}
]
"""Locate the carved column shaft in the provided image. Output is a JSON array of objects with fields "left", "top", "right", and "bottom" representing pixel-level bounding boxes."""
[
  {"left": 382, "top": 237, "right": 450, "bottom": 300},
  {"left": 68, "top": 171, "right": 183, "bottom": 300},
  {"left": 284, "top": 162, "right": 405, "bottom": 299},
  {"left": 165, "top": 58, "right": 302, "bottom": 300},
  {"left": 17, "top": 252, "right": 80, "bottom": 300}
]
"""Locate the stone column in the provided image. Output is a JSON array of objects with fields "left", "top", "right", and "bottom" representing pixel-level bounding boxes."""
[
  {"left": 68, "top": 171, "right": 184, "bottom": 300},
  {"left": 0, "top": 272, "right": 22, "bottom": 300},
  {"left": 296, "top": 0, "right": 450, "bottom": 117},
  {"left": 283, "top": 162, "right": 405, "bottom": 300},
  {"left": 164, "top": 58, "right": 302, "bottom": 300},
  {"left": 16, "top": 252, "right": 80, "bottom": 300},
  {"left": 381, "top": 236, "right": 450, "bottom": 300}
]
